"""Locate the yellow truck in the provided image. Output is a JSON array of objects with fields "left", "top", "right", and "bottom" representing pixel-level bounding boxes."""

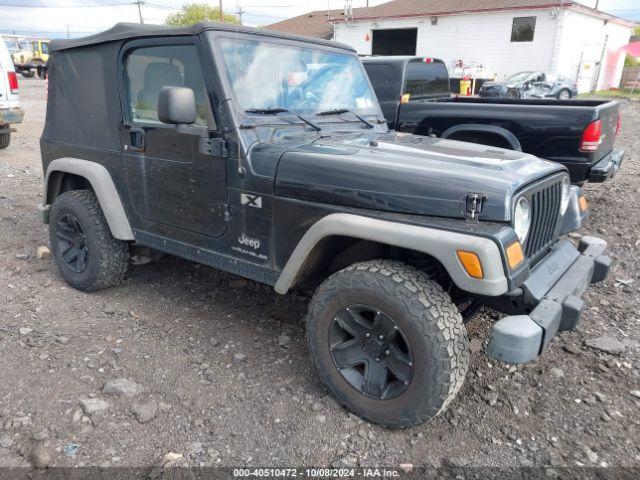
[{"left": 7, "top": 37, "right": 49, "bottom": 78}]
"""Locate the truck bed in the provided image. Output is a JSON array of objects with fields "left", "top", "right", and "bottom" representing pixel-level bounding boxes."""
[{"left": 394, "top": 96, "right": 621, "bottom": 184}]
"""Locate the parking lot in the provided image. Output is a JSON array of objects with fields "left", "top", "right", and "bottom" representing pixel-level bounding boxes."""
[{"left": 0, "top": 78, "right": 639, "bottom": 469}]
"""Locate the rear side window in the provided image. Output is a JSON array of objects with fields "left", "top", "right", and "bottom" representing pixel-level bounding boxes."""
[
  {"left": 403, "top": 62, "right": 449, "bottom": 99},
  {"left": 124, "top": 44, "right": 210, "bottom": 126},
  {"left": 363, "top": 63, "right": 397, "bottom": 102}
]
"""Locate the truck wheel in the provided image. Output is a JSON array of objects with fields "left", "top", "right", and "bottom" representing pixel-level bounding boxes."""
[
  {"left": 49, "top": 190, "right": 129, "bottom": 292},
  {"left": 0, "top": 131, "right": 10, "bottom": 149},
  {"left": 22, "top": 70, "right": 35, "bottom": 78},
  {"left": 306, "top": 260, "right": 469, "bottom": 428}
]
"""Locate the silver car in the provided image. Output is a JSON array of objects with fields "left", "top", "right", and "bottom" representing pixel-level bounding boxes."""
[{"left": 479, "top": 71, "right": 578, "bottom": 100}]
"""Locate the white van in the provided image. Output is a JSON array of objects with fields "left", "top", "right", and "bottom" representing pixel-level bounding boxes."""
[{"left": 0, "top": 36, "right": 24, "bottom": 149}]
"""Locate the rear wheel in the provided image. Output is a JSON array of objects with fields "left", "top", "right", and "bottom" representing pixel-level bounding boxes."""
[
  {"left": 557, "top": 89, "right": 571, "bottom": 100},
  {"left": 21, "top": 70, "right": 35, "bottom": 78},
  {"left": 50, "top": 190, "right": 129, "bottom": 291},
  {"left": 306, "top": 260, "right": 469, "bottom": 428},
  {"left": 0, "top": 131, "right": 10, "bottom": 149}
]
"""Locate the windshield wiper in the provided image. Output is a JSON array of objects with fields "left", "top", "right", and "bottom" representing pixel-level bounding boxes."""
[
  {"left": 292, "top": 113, "right": 321, "bottom": 132},
  {"left": 244, "top": 107, "right": 290, "bottom": 114},
  {"left": 244, "top": 107, "right": 321, "bottom": 132},
  {"left": 316, "top": 108, "right": 374, "bottom": 129}
]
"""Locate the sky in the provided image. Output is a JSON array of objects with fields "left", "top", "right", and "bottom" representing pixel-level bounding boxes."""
[{"left": 0, "top": 0, "right": 637, "bottom": 39}]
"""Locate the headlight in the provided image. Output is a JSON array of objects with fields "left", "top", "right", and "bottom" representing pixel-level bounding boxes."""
[
  {"left": 560, "top": 176, "right": 571, "bottom": 214},
  {"left": 514, "top": 197, "right": 531, "bottom": 243}
]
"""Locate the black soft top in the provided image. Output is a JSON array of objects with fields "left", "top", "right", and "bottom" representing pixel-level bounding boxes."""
[{"left": 50, "top": 21, "right": 355, "bottom": 52}]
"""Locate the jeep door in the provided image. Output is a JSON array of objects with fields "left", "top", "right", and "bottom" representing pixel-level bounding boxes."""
[{"left": 119, "top": 38, "right": 227, "bottom": 240}]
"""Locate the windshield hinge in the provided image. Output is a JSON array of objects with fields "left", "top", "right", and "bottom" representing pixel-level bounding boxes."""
[
  {"left": 465, "top": 193, "right": 487, "bottom": 220},
  {"left": 200, "top": 137, "right": 228, "bottom": 157}
]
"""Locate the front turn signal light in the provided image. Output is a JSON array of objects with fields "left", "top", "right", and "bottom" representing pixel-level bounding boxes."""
[
  {"left": 506, "top": 241, "right": 525, "bottom": 269},
  {"left": 579, "top": 195, "right": 589, "bottom": 212},
  {"left": 457, "top": 251, "right": 484, "bottom": 279}
]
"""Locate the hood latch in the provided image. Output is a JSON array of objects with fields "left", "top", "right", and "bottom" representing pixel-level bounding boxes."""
[{"left": 465, "top": 193, "right": 487, "bottom": 220}]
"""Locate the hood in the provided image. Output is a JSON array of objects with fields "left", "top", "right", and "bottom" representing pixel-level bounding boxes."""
[
  {"left": 274, "top": 131, "right": 564, "bottom": 222},
  {"left": 482, "top": 81, "right": 516, "bottom": 89}
]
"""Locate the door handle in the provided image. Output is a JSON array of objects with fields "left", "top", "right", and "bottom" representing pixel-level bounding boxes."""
[{"left": 128, "top": 127, "right": 145, "bottom": 153}]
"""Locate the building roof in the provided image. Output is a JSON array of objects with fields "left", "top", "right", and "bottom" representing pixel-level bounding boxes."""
[
  {"left": 335, "top": 0, "right": 635, "bottom": 27},
  {"left": 265, "top": 0, "right": 635, "bottom": 36},
  {"left": 265, "top": 9, "right": 338, "bottom": 39},
  {"left": 48, "top": 21, "right": 355, "bottom": 53}
]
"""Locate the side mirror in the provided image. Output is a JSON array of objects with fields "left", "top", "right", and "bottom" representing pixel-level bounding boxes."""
[{"left": 158, "top": 86, "right": 197, "bottom": 126}]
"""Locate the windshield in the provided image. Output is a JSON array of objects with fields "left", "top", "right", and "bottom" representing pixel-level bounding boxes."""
[
  {"left": 506, "top": 71, "right": 535, "bottom": 83},
  {"left": 217, "top": 37, "right": 378, "bottom": 116}
]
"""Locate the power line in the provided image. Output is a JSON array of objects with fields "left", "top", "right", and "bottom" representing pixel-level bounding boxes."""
[{"left": 0, "top": 1, "right": 134, "bottom": 7}]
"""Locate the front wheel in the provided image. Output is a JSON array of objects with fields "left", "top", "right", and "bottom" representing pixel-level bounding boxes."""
[
  {"left": 506, "top": 89, "right": 520, "bottom": 99},
  {"left": 306, "top": 260, "right": 469, "bottom": 428},
  {"left": 557, "top": 89, "right": 571, "bottom": 100},
  {"left": 50, "top": 190, "right": 129, "bottom": 291}
]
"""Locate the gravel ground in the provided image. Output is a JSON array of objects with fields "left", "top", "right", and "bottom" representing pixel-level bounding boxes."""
[{"left": 0, "top": 79, "right": 639, "bottom": 470}]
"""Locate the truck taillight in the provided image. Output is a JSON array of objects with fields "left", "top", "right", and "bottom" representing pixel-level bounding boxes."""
[
  {"left": 616, "top": 113, "right": 621, "bottom": 135},
  {"left": 579, "top": 120, "right": 602, "bottom": 152},
  {"left": 422, "top": 58, "right": 433, "bottom": 63},
  {"left": 7, "top": 72, "right": 18, "bottom": 94}
]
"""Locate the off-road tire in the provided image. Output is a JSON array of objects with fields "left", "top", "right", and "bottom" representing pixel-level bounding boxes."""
[
  {"left": 49, "top": 190, "right": 129, "bottom": 292},
  {"left": 0, "top": 131, "right": 10, "bottom": 149},
  {"left": 306, "top": 259, "right": 469, "bottom": 428}
]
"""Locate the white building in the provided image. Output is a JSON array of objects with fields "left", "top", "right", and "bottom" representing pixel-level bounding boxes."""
[{"left": 267, "top": 0, "right": 635, "bottom": 93}]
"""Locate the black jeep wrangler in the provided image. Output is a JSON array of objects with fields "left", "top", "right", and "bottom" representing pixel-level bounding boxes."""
[{"left": 39, "top": 23, "right": 611, "bottom": 428}]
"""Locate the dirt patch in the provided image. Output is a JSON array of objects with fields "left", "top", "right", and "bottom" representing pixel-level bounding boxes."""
[{"left": 0, "top": 79, "right": 638, "bottom": 468}]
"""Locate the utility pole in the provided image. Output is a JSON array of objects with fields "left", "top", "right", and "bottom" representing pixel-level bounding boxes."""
[
  {"left": 236, "top": 6, "right": 243, "bottom": 24},
  {"left": 133, "top": 0, "right": 144, "bottom": 24},
  {"left": 219, "top": 0, "right": 223, "bottom": 22},
  {"left": 66, "top": 24, "right": 70, "bottom": 39}
]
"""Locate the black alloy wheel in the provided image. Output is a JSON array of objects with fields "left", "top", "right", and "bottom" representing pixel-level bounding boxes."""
[
  {"left": 56, "top": 213, "right": 89, "bottom": 273},
  {"left": 329, "top": 304, "right": 413, "bottom": 400}
]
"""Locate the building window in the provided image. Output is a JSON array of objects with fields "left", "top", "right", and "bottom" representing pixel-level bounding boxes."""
[{"left": 511, "top": 17, "right": 536, "bottom": 42}]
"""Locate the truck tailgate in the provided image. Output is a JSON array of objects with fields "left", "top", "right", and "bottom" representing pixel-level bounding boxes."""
[{"left": 593, "top": 100, "right": 619, "bottom": 161}]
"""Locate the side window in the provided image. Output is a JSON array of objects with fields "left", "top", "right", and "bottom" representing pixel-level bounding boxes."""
[
  {"left": 511, "top": 17, "right": 536, "bottom": 42},
  {"left": 363, "top": 63, "right": 396, "bottom": 102},
  {"left": 124, "top": 44, "right": 211, "bottom": 127}
]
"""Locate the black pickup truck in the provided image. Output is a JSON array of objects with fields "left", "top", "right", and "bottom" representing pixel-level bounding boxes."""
[{"left": 362, "top": 56, "right": 624, "bottom": 185}]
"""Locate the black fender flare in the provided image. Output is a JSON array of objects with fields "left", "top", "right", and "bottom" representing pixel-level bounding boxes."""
[{"left": 441, "top": 124, "right": 522, "bottom": 151}]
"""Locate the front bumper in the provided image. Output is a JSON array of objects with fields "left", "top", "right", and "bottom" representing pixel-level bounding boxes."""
[
  {"left": 588, "top": 149, "right": 624, "bottom": 183},
  {"left": 487, "top": 236, "right": 610, "bottom": 364},
  {"left": 0, "top": 107, "right": 25, "bottom": 126}
]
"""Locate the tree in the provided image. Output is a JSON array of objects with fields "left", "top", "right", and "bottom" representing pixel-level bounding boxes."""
[{"left": 165, "top": 3, "right": 239, "bottom": 26}]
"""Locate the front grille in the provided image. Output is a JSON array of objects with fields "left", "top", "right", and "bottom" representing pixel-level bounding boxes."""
[{"left": 522, "top": 177, "right": 564, "bottom": 264}]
